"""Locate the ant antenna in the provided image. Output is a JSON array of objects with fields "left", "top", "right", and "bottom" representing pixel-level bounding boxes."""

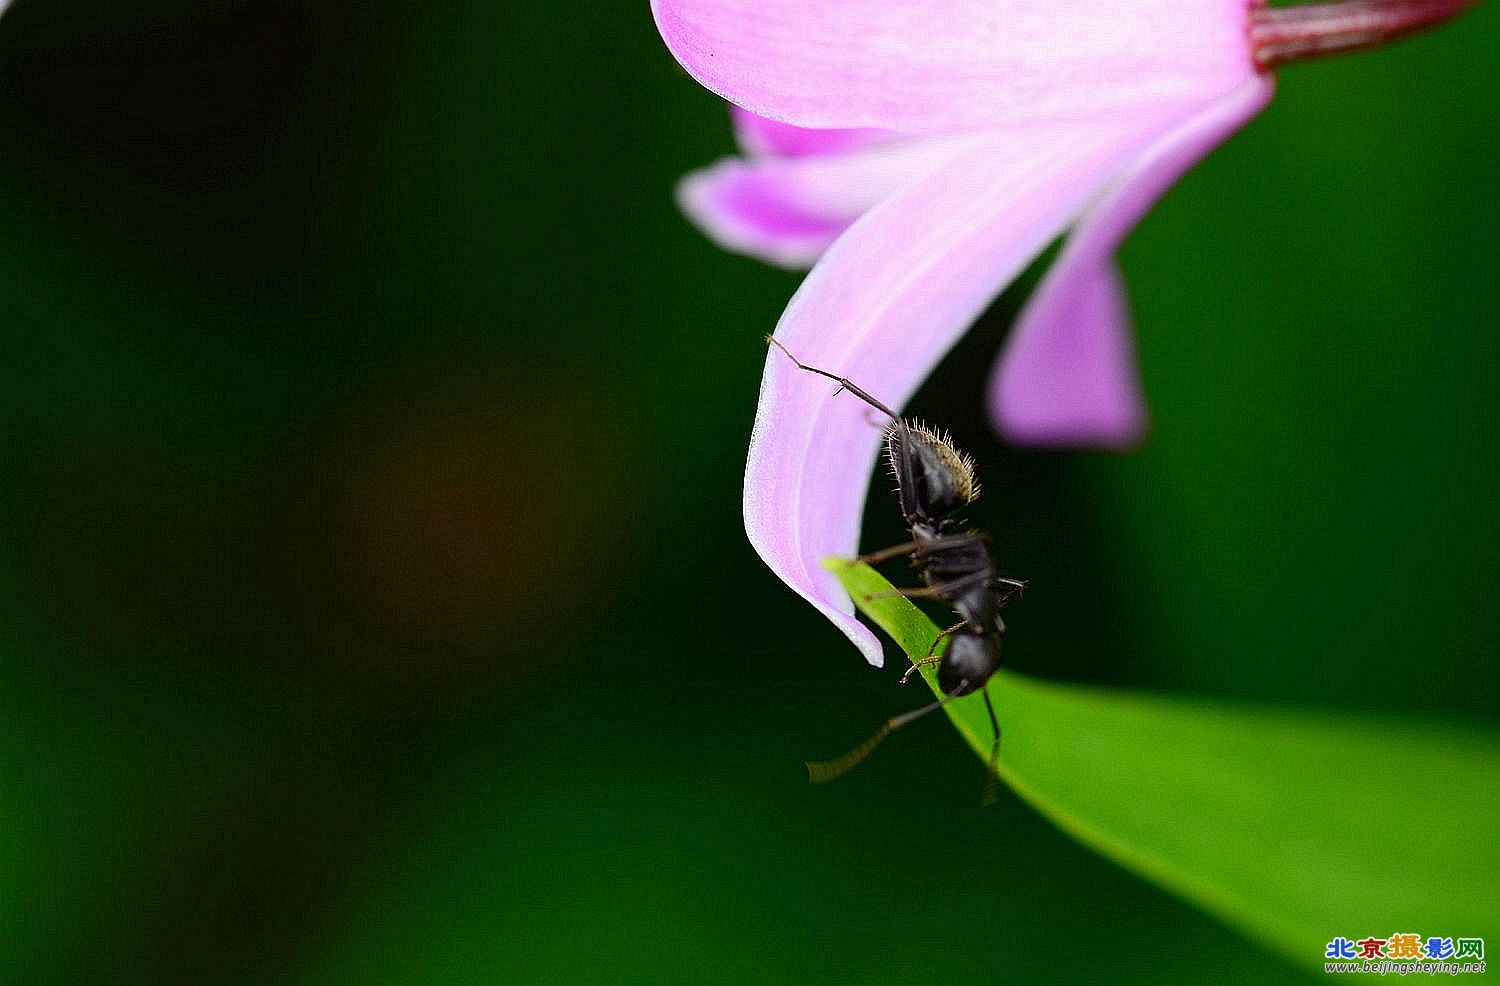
[
  {"left": 766, "top": 335, "right": 901, "bottom": 423},
  {"left": 805, "top": 687, "right": 965, "bottom": 784}
]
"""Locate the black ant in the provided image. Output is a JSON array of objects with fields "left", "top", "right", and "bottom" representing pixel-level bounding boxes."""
[{"left": 768, "top": 337, "right": 1026, "bottom": 802}]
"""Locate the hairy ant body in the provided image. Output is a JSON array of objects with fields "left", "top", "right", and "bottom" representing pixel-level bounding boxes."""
[{"left": 768, "top": 338, "right": 1025, "bottom": 800}]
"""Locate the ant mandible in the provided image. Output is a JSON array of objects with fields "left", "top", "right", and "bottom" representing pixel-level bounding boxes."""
[{"left": 767, "top": 337, "right": 1026, "bottom": 802}]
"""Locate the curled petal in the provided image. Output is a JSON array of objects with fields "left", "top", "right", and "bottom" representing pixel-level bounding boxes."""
[
  {"left": 991, "top": 74, "right": 1275, "bottom": 447},
  {"left": 744, "top": 109, "right": 1192, "bottom": 665},
  {"left": 676, "top": 135, "right": 971, "bottom": 269},
  {"left": 652, "top": 0, "right": 1257, "bottom": 134},
  {"left": 998, "top": 260, "right": 1146, "bottom": 447},
  {"left": 731, "top": 105, "right": 896, "bottom": 159}
]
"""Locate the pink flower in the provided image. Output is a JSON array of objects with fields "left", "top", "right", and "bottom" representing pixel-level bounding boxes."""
[{"left": 653, "top": 0, "right": 1477, "bottom": 666}]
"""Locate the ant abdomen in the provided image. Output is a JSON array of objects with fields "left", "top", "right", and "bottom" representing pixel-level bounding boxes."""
[{"left": 938, "top": 633, "right": 1001, "bottom": 698}]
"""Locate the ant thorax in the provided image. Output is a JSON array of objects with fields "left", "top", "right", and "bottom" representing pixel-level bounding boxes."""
[{"left": 914, "top": 530, "right": 1001, "bottom": 634}]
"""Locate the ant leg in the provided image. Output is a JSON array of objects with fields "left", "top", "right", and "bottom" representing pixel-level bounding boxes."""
[
  {"left": 980, "top": 688, "right": 1004, "bottom": 807},
  {"left": 854, "top": 541, "right": 920, "bottom": 566},
  {"left": 899, "top": 619, "right": 963, "bottom": 684},
  {"left": 905, "top": 569, "right": 990, "bottom": 601},
  {"left": 924, "top": 620, "right": 963, "bottom": 656},
  {"left": 865, "top": 585, "right": 944, "bottom": 602},
  {"left": 900, "top": 654, "right": 943, "bottom": 686},
  {"left": 992, "top": 577, "right": 1028, "bottom": 602},
  {"left": 766, "top": 336, "right": 900, "bottom": 422},
  {"left": 914, "top": 533, "right": 992, "bottom": 551},
  {"left": 806, "top": 692, "right": 959, "bottom": 784}
]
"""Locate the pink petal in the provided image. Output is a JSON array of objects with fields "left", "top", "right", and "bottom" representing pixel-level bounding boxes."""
[
  {"left": 743, "top": 109, "right": 1195, "bottom": 666},
  {"left": 676, "top": 135, "right": 970, "bottom": 270},
  {"left": 730, "top": 105, "right": 895, "bottom": 159},
  {"left": 652, "top": 0, "right": 1256, "bottom": 134},
  {"left": 991, "top": 74, "right": 1276, "bottom": 447}
]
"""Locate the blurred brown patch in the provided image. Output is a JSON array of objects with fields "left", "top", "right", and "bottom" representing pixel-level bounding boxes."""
[
  {"left": 276, "top": 363, "right": 635, "bottom": 698},
  {"left": 7, "top": 360, "right": 636, "bottom": 711}
]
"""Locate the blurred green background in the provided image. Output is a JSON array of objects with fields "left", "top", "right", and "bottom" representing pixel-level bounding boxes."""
[{"left": 0, "top": 1, "right": 1494, "bottom": 983}]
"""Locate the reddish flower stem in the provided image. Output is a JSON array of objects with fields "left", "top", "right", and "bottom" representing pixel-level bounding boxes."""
[{"left": 1250, "top": 0, "right": 1480, "bottom": 69}]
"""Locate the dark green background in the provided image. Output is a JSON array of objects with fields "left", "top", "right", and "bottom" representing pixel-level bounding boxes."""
[{"left": 1, "top": 2, "right": 1494, "bottom": 983}]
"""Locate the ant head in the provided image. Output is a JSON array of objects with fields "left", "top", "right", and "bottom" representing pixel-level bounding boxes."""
[
  {"left": 939, "top": 631, "right": 1000, "bottom": 697},
  {"left": 887, "top": 421, "right": 979, "bottom": 523}
]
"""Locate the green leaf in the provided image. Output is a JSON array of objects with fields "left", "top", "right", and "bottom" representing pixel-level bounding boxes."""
[{"left": 826, "top": 559, "right": 1500, "bottom": 971}]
